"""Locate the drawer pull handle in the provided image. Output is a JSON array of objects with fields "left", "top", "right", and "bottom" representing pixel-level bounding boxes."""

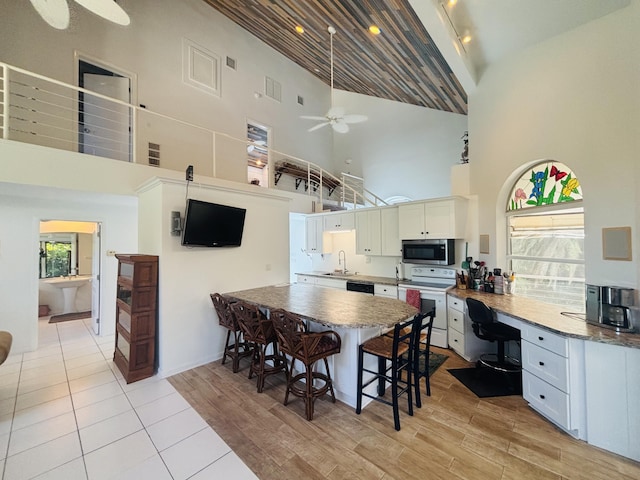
[
  {"left": 539, "top": 361, "right": 545, "bottom": 366},
  {"left": 538, "top": 336, "right": 544, "bottom": 341},
  {"left": 454, "top": 339, "right": 458, "bottom": 343},
  {"left": 539, "top": 394, "right": 545, "bottom": 400}
]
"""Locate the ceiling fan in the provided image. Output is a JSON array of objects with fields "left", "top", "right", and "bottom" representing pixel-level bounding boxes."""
[
  {"left": 29, "top": 0, "right": 130, "bottom": 30},
  {"left": 301, "top": 26, "right": 368, "bottom": 134}
]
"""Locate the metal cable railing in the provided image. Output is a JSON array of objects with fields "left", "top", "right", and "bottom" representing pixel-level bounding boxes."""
[{"left": 1, "top": 61, "right": 386, "bottom": 209}]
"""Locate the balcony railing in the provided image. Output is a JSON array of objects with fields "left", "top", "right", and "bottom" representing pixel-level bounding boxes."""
[{"left": 0, "top": 62, "right": 387, "bottom": 210}]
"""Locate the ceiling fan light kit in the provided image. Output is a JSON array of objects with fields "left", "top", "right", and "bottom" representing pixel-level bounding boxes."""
[
  {"left": 30, "top": 0, "right": 130, "bottom": 29},
  {"left": 301, "top": 26, "right": 367, "bottom": 134}
]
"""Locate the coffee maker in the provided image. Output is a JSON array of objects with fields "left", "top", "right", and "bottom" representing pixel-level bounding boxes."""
[{"left": 586, "top": 284, "right": 635, "bottom": 331}]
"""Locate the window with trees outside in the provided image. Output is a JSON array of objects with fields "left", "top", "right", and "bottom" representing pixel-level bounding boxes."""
[{"left": 507, "top": 161, "right": 584, "bottom": 310}]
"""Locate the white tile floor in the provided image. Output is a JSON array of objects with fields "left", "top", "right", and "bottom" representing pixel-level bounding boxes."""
[{"left": 0, "top": 317, "right": 258, "bottom": 480}]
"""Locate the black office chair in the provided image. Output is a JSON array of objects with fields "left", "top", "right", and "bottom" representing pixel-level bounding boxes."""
[{"left": 466, "top": 298, "right": 521, "bottom": 373}]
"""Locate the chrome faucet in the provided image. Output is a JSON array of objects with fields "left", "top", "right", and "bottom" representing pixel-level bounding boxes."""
[{"left": 338, "top": 250, "right": 347, "bottom": 274}]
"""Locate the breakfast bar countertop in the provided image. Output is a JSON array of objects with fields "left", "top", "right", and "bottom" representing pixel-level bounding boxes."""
[
  {"left": 448, "top": 288, "right": 640, "bottom": 349},
  {"left": 224, "top": 283, "right": 417, "bottom": 329}
]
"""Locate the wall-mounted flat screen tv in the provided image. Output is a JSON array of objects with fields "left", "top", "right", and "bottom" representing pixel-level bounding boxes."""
[{"left": 181, "top": 199, "right": 246, "bottom": 247}]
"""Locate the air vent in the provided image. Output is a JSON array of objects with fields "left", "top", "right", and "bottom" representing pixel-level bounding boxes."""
[
  {"left": 265, "top": 76, "right": 282, "bottom": 102},
  {"left": 297, "top": 95, "right": 304, "bottom": 106},
  {"left": 148, "top": 142, "right": 160, "bottom": 167},
  {"left": 226, "top": 56, "right": 237, "bottom": 70}
]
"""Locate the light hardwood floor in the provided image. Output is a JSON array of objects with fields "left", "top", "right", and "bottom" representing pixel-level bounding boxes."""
[{"left": 168, "top": 347, "right": 640, "bottom": 480}]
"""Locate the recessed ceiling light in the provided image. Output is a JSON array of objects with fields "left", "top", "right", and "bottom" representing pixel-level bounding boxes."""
[
  {"left": 368, "top": 25, "right": 381, "bottom": 35},
  {"left": 447, "top": 0, "right": 458, "bottom": 6},
  {"left": 460, "top": 34, "right": 471, "bottom": 44},
  {"left": 295, "top": 25, "right": 304, "bottom": 34}
]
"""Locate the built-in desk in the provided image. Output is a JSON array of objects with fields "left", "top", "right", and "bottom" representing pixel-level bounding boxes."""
[{"left": 448, "top": 289, "right": 640, "bottom": 462}]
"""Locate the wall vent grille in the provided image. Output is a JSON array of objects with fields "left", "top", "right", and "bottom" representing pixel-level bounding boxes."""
[
  {"left": 297, "top": 95, "right": 304, "bottom": 105},
  {"left": 265, "top": 76, "right": 282, "bottom": 102},
  {"left": 226, "top": 56, "right": 237, "bottom": 70},
  {"left": 148, "top": 142, "right": 160, "bottom": 167}
]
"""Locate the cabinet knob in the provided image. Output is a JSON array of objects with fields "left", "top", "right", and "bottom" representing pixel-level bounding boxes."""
[
  {"left": 539, "top": 361, "right": 545, "bottom": 366},
  {"left": 539, "top": 394, "right": 546, "bottom": 400},
  {"left": 453, "top": 339, "right": 458, "bottom": 342},
  {"left": 538, "top": 336, "right": 544, "bottom": 341}
]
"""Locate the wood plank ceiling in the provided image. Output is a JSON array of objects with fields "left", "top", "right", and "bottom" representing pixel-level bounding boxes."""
[{"left": 201, "top": 0, "right": 468, "bottom": 115}]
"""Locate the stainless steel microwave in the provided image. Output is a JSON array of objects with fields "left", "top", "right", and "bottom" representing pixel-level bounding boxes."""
[{"left": 401, "top": 239, "right": 455, "bottom": 265}]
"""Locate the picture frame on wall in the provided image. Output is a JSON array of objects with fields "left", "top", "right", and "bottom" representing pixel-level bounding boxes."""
[{"left": 602, "top": 227, "right": 632, "bottom": 261}]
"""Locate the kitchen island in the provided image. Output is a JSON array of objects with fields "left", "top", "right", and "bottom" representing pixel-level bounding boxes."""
[{"left": 224, "top": 283, "right": 418, "bottom": 407}]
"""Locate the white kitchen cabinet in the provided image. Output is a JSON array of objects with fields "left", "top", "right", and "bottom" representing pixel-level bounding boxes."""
[
  {"left": 355, "top": 209, "right": 381, "bottom": 255},
  {"left": 323, "top": 211, "right": 354, "bottom": 232},
  {"left": 315, "top": 277, "right": 347, "bottom": 289},
  {"left": 446, "top": 294, "right": 488, "bottom": 362},
  {"left": 305, "top": 216, "right": 331, "bottom": 254},
  {"left": 297, "top": 274, "right": 346, "bottom": 290},
  {"left": 398, "top": 198, "right": 467, "bottom": 240},
  {"left": 584, "top": 341, "right": 640, "bottom": 461},
  {"left": 296, "top": 274, "right": 317, "bottom": 285},
  {"left": 519, "top": 323, "right": 585, "bottom": 438},
  {"left": 374, "top": 284, "right": 397, "bottom": 298},
  {"left": 380, "top": 207, "right": 402, "bottom": 256}
]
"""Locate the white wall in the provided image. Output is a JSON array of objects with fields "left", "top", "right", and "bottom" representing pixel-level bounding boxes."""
[
  {"left": 137, "top": 178, "right": 292, "bottom": 377},
  {"left": 0, "top": 183, "right": 137, "bottom": 353},
  {"left": 332, "top": 90, "right": 468, "bottom": 202},
  {"left": 1, "top": 0, "right": 333, "bottom": 172},
  {"left": 468, "top": 1, "right": 640, "bottom": 289}
]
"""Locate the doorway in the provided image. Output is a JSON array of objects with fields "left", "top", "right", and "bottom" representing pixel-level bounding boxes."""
[
  {"left": 78, "top": 58, "right": 133, "bottom": 162},
  {"left": 247, "top": 120, "right": 271, "bottom": 187},
  {"left": 39, "top": 220, "right": 102, "bottom": 334}
]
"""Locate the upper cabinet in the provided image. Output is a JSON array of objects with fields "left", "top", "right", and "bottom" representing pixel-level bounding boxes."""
[
  {"left": 355, "top": 209, "right": 381, "bottom": 255},
  {"left": 305, "top": 216, "right": 332, "bottom": 254},
  {"left": 323, "top": 211, "right": 355, "bottom": 232},
  {"left": 380, "top": 207, "right": 402, "bottom": 256},
  {"left": 398, "top": 198, "right": 467, "bottom": 240}
]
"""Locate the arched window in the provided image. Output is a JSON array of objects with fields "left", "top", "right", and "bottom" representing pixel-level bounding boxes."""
[{"left": 506, "top": 161, "right": 584, "bottom": 309}]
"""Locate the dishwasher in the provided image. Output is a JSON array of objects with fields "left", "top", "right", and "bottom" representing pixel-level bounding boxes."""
[{"left": 346, "top": 281, "right": 374, "bottom": 295}]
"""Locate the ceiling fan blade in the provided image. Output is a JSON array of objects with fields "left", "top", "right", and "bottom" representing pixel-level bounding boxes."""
[
  {"left": 332, "top": 122, "right": 350, "bottom": 134},
  {"left": 342, "top": 114, "right": 368, "bottom": 124},
  {"left": 73, "top": 0, "right": 131, "bottom": 25},
  {"left": 29, "top": 0, "right": 70, "bottom": 29},
  {"left": 300, "top": 115, "right": 328, "bottom": 121},
  {"left": 308, "top": 122, "right": 330, "bottom": 132}
]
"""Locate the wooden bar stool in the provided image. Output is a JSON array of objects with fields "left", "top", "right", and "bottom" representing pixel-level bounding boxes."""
[
  {"left": 355, "top": 314, "right": 423, "bottom": 431},
  {"left": 270, "top": 309, "right": 341, "bottom": 421},
  {"left": 230, "top": 301, "right": 287, "bottom": 393},
  {"left": 210, "top": 293, "right": 252, "bottom": 373}
]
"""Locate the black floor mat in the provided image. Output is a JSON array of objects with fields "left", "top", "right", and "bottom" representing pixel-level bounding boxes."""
[{"left": 447, "top": 367, "right": 522, "bottom": 398}]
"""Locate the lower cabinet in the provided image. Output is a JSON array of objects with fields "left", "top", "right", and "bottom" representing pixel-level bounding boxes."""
[
  {"left": 446, "top": 294, "right": 488, "bottom": 361},
  {"left": 520, "top": 323, "right": 585, "bottom": 438},
  {"left": 374, "top": 284, "right": 397, "bottom": 298},
  {"left": 584, "top": 341, "right": 640, "bottom": 461}
]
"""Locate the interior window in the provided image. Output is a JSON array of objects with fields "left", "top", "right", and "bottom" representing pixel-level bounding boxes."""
[{"left": 506, "top": 162, "right": 584, "bottom": 310}]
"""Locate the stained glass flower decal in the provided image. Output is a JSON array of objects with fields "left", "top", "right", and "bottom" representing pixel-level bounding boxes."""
[{"left": 508, "top": 161, "right": 582, "bottom": 211}]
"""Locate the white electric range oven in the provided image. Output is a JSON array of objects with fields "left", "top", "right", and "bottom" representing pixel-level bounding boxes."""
[{"left": 397, "top": 267, "right": 457, "bottom": 348}]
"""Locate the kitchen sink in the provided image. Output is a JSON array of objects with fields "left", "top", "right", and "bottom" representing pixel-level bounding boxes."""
[{"left": 323, "top": 272, "right": 352, "bottom": 277}]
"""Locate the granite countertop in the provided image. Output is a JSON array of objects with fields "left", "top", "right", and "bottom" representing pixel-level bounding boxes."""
[
  {"left": 224, "top": 283, "right": 417, "bottom": 329},
  {"left": 448, "top": 288, "right": 640, "bottom": 349},
  {"left": 296, "top": 271, "right": 398, "bottom": 286}
]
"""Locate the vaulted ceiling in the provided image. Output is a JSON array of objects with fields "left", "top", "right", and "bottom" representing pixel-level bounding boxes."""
[{"left": 201, "top": 0, "right": 468, "bottom": 115}]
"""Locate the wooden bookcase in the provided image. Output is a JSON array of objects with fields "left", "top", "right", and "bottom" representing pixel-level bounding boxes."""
[{"left": 113, "top": 254, "right": 158, "bottom": 383}]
